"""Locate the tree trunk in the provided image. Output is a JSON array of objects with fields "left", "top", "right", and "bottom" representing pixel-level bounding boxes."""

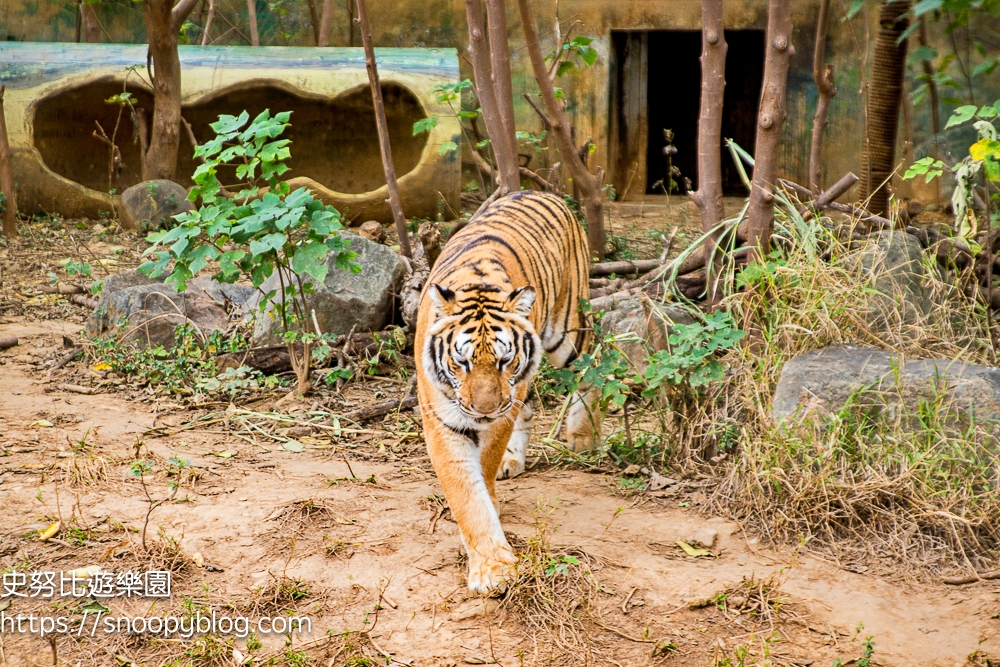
[
  {"left": 201, "top": 0, "right": 215, "bottom": 44},
  {"left": 516, "top": 0, "right": 606, "bottom": 260},
  {"left": 304, "top": 0, "right": 320, "bottom": 44},
  {"left": 0, "top": 87, "right": 17, "bottom": 240},
  {"left": 809, "top": 0, "right": 836, "bottom": 195},
  {"left": 465, "top": 0, "right": 519, "bottom": 193},
  {"left": 143, "top": 0, "right": 198, "bottom": 182},
  {"left": 690, "top": 0, "right": 727, "bottom": 305},
  {"left": 356, "top": 0, "right": 413, "bottom": 258},
  {"left": 744, "top": 0, "right": 794, "bottom": 259},
  {"left": 247, "top": 0, "right": 259, "bottom": 45},
  {"left": 80, "top": 1, "right": 102, "bottom": 42},
  {"left": 483, "top": 0, "right": 520, "bottom": 193},
  {"left": 859, "top": 0, "right": 910, "bottom": 217},
  {"left": 318, "top": 0, "right": 334, "bottom": 46}
]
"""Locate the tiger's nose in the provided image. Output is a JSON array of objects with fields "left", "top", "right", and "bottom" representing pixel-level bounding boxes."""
[{"left": 469, "top": 376, "right": 502, "bottom": 415}]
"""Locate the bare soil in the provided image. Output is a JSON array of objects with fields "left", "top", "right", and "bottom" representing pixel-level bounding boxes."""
[{"left": 1, "top": 213, "right": 999, "bottom": 666}]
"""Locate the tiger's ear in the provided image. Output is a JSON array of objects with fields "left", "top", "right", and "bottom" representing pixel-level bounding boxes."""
[
  {"left": 428, "top": 283, "right": 457, "bottom": 318},
  {"left": 504, "top": 286, "right": 536, "bottom": 317}
]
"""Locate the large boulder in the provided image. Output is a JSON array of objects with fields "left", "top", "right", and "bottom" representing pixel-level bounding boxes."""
[
  {"left": 842, "top": 230, "right": 931, "bottom": 328},
  {"left": 772, "top": 345, "right": 1000, "bottom": 423},
  {"left": 119, "top": 180, "right": 194, "bottom": 232},
  {"left": 252, "top": 233, "right": 406, "bottom": 345},
  {"left": 590, "top": 294, "right": 695, "bottom": 374},
  {"left": 86, "top": 270, "right": 256, "bottom": 347},
  {"left": 85, "top": 284, "right": 230, "bottom": 348}
]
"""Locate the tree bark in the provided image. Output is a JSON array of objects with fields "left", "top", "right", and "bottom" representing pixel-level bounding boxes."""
[
  {"left": 318, "top": 0, "right": 334, "bottom": 46},
  {"left": 516, "top": 0, "right": 606, "bottom": 260},
  {"left": 142, "top": 0, "right": 198, "bottom": 182},
  {"left": 483, "top": 0, "right": 520, "bottom": 192},
  {"left": 247, "top": 0, "right": 259, "bottom": 45},
  {"left": 809, "top": 0, "right": 836, "bottom": 195},
  {"left": 744, "top": 0, "right": 794, "bottom": 260},
  {"left": 304, "top": 0, "right": 320, "bottom": 44},
  {"left": 200, "top": 0, "right": 215, "bottom": 44},
  {"left": 465, "top": 0, "right": 519, "bottom": 193},
  {"left": 356, "top": 0, "right": 413, "bottom": 258},
  {"left": 690, "top": 0, "right": 727, "bottom": 305},
  {"left": 859, "top": 0, "right": 910, "bottom": 217},
  {"left": 0, "top": 87, "right": 17, "bottom": 240},
  {"left": 80, "top": 1, "right": 102, "bottom": 43}
]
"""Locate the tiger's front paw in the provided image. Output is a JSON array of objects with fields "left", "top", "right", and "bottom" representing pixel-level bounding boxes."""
[
  {"left": 496, "top": 453, "right": 525, "bottom": 479},
  {"left": 466, "top": 549, "right": 517, "bottom": 595}
]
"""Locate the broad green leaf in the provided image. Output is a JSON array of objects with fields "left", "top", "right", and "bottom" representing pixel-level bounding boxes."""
[
  {"left": 946, "top": 105, "right": 978, "bottom": 129},
  {"left": 913, "top": 0, "right": 943, "bottom": 15},
  {"left": 438, "top": 141, "right": 459, "bottom": 156},
  {"left": 556, "top": 61, "right": 574, "bottom": 77},
  {"left": 249, "top": 232, "right": 287, "bottom": 257},
  {"left": 291, "top": 241, "right": 331, "bottom": 283},
  {"left": 413, "top": 116, "right": 438, "bottom": 135}
]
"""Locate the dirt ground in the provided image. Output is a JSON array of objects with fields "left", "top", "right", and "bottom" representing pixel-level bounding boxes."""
[{"left": 1, "top": 206, "right": 999, "bottom": 666}]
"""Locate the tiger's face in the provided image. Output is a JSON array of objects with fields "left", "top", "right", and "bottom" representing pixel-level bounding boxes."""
[{"left": 423, "top": 283, "right": 542, "bottom": 426}]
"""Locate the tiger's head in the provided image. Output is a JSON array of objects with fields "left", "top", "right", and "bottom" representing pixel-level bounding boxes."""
[{"left": 423, "top": 283, "right": 542, "bottom": 426}]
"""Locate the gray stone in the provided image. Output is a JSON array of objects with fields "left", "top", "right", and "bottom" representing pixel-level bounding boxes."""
[
  {"left": 842, "top": 230, "right": 931, "bottom": 327},
  {"left": 252, "top": 233, "right": 406, "bottom": 344},
  {"left": 119, "top": 180, "right": 194, "bottom": 232},
  {"left": 98, "top": 268, "right": 163, "bottom": 299},
  {"left": 772, "top": 345, "right": 1000, "bottom": 423},
  {"left": 187, "top": 275, "right": 258, "bottom": 313},
  {"left": 86, "top": 282, "right": 231, "bottom": 348},
  {"left": 686, "top": 527, "right": 718, "bottom": 549},
  {"left": 591, "top": 294, "right": 695, "bottom": 374}
]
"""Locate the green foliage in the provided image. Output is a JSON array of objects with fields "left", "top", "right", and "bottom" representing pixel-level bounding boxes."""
[
  {"left": 140, "top": 109, "right": 359, "bottom": 339},
  {"left": 903, "top": 156, "right": 945, "bottom": 182},
  {"left": 412, "top": 116, "right": 438, "bottom": 135},
  {"left": 643, "top": 312, "right": 744, "bottom": 397},
  {"left": 64, "top": 259, "right": 92, "bottom": 279},
  {"left": 547, "top": 35, "right": 599, "bottom": 78},
  {"left": 543, "top": 554, "right": 580, "bottom": 577}
]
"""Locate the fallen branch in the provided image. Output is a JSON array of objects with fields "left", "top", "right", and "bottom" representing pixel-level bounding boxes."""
[
  {"left": 590, "top": 260, "right": 661, "bottom": 277},
  {"left": 50, "top": 348, "right": 81, "bottom": 372},
  {"left": 39, "top": 283, "right": 85, "bottom": 295},
  {"left": 0, "top": 336, "right": 17, "bottom": 350},
  {"left": 57, "top": 383, "right": 97, "bottom": 395},
  {"left": 942, "top": 569, "right": 1000, "bottom": 585},
  {"left": 341, "top": 395, "right": 418, "bottom": 423},
  {"left": 69, "top": 294, "right": 99, "bottom": 309}
]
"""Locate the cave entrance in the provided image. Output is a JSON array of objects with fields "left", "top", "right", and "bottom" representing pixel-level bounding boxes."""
[
  {"left": 608, "top": 29, "right": 765, "bottom": 199},
  {"left": 33, "top": 80, "right": 428, "bottom": 197}
]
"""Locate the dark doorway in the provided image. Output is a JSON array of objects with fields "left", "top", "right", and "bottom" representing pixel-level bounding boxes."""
[
  {"left": 646, "top": 30, "right": 764, "bottom": 195},
  {"left": 608, "top": 30, "right": 764, "bottom": 198}
]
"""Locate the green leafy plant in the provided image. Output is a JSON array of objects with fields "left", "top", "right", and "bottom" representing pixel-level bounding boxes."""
[
  {"left": 139, "top": 109, "right": 359, "bottom": 396},
  {"left": 643, "top": 311, "right": 744, "bottom": 397}
]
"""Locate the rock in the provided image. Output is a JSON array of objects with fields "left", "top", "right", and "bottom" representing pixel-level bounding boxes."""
[
  {"left": 98, "top": 268, "right": 163, "bottom": 298},
  {"left": 118, "top": 180, "right": 194, "bottom": 232},
  {"left": 252, "top": 233, "right": 406, "bottom": 345},
  {"left": 772, "top": 345, "right": 1000, "bottom": 422},
  {"left": 590, "top": 294, "right": 695, "bottom": 374},
  {"left": 86, "top": 283, "right": 231, "bottom": 348},
  {"left": 358, "top": 220, "right": 386, "bottom": 244},
  {"left": 686, "top": 527, "right": 718, "bottom": 549},
  {"left": 843, "top": 230, "right": 931, "bottom": 328},
  {"left": 187, "top": 275, "right": 257, "bottom": 314}
]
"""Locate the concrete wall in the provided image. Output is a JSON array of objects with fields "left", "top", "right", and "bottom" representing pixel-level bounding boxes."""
[{"left": 3, "top": 0, "right": 1000, "bottom": 203}]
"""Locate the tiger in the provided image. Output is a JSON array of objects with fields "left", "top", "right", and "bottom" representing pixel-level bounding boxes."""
[{"left": 414, "top": 190, "right": 601, "bottom": 593}]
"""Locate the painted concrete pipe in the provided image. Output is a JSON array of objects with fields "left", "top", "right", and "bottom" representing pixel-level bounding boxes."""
[{"left": 0, "top": 42, "right": 461, "bottom": 224}]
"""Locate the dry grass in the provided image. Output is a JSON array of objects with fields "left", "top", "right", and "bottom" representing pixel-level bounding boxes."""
[{"left": 664, "top": 204, "right": 1000, "bottom": 578}]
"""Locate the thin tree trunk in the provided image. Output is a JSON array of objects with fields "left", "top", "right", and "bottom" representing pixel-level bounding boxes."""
[
  {"left": 318, "top": 0, "right": 334, "bottom": 46},
  {"left": 247, "top": 0, "right": 259, "bottom": 46},
  {"left": 918, "top": 21, "right": 940, "bottom": 138},
  {"left": 305, "top": 0, "right": 320, "bottom": 45},
  {"left": 201, "top": 0, "right": 215, "bottom": 45},
  {"left": 0, "top": 87, "right": 17, "bottom": 240},
  {"left": 744, "top": 0, "right": 794, "bottom": 259},
  {"left": 356, "top": 0, "right": 412, "bottom": 258},
  {"left": 859, "top": 0, "right": 910, "bottom": 217},
  {"left": 809, "top": 0, "right": 836, "bottom": 195},
  {"left": 465, "top": 0, "right": 518, "bottom": 193},
  {"left": 347, "top": 0, "right": 356, "bottom": 46},
  {"left": 483, "top": 0, "right": 519, "bottom": 192},
  {"left": 690, "top": 0, "right": 727, "bottom": 306},
  {"left": 80, "top": 1, "right": 102, "bottom": 42},
  {"left": 517, "top": 0, "right": 605, "bottom": 260}
]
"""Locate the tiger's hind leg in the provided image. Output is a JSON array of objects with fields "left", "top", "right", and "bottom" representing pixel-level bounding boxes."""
[
  {"left": 565, "top": 385, "right": 601, "bottom": 452},
  {"left": 497, "top": 402, "right": 532, "bottom": 480}
]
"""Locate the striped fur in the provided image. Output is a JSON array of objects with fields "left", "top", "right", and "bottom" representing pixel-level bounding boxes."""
[{"left": 414, "top": 191, "right": 600, "bottom": 593}]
